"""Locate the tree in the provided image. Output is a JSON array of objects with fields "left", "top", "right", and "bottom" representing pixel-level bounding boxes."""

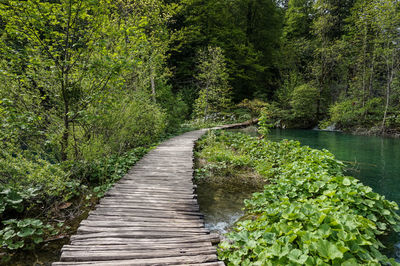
[
  {"left": 0, "top": 0, "right": 177, "bottom": 160},
  {"left": 369, "top": 0, "right": 400, "bottom": 133},
  {"left": 193, "top": 46, "right": 232, "bottom": 121},
  {"left": 168, "top": 0, "right": 283, "bottom": 102},
  {"left": 0, "top": 0, "right": 126, "bottom": 160}
]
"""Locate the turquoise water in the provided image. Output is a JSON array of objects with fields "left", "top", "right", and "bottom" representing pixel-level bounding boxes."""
[{"left": 267, "top": 128, "right": 400, "bottom": 205}]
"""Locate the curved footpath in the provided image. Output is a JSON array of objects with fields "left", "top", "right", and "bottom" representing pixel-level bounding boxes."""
[{"left": 53, "top": 129, "right": 226, "bottom": 265}]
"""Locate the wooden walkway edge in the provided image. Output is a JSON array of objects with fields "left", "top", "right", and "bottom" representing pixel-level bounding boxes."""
[{"left": 53, "top": 128, "right": 232, "bottom": 265}]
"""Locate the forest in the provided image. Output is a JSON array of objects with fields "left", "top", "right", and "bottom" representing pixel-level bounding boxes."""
[{"left": 0, "top": 0, "right": 399, "bottom": 264}]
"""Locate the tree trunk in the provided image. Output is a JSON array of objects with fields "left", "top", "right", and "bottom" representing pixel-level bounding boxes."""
[
  {"left": 204, "top": 84, "right": 209, "bottom": 122},
  {"left": 151, "top": 75, "right": 156, "bottom": 103},
  {"left": 361, "top": 25, "right": 367, "bottom": 108},
  {"left": 381, "top": 55, "right": 395, "bottom": 134},
  {"left": 61, "top": 88, "right": 70, "bottom": 161},
  {"left": 61, "top": 69, "right": 70, "bottom": 161}
]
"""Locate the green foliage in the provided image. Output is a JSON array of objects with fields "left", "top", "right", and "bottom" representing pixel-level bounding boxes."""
[
  {"left": 169, "top": 0, "right": 283, "bottom": 101},
  {"left": 195, "top": 132, "right": 252, "bottom": 179},
  {"left": 257, "top": 102, "right": 294, "bottom": 129},
  {"left": 329, "top": 98, "right": 383, "bottom": 129},
  {"left": 258, "top": 110, "right": 273, "bottom": 137},
  {"left": 273, "top": 0, "right": 400, "bottom": 133},
  {"left": 196, "top": 131, "right": 400, "bottom": 265},
  {"left": 0, "top": 0, "right": 183, "bottom": 255},
  {"left": 156, "top": 85, "right": 190, "bottom": 132},
  {"left": 256, "top": 84, "right": 319, "bottom": 131},
  {"left": 80, "top": 91, "right": 166, "bottom": 160},
  {"left": 0, "top": 152, "right": 69, "bottom": 197},
  {"left": 75, "top": 147, "right": 149, "bottom": 197},
  {"left": 290, "top": 84, "right": 319, "bottom": 127},
  {"left": 0, "top": 188, "right": 39, "bottom": 216},
  {"left": 237, "top": 99, "right": 267, "bottom": 119},
  {"left": 193, "top": 46, "right": 232, "bottom": 121},
  {"left": 0, "top": 219, "right": 57, "bottom": 250}
]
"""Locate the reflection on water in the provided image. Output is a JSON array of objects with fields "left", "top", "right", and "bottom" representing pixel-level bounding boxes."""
[{"left": 196, "top": 127, "right": 400, "bottom": 259}]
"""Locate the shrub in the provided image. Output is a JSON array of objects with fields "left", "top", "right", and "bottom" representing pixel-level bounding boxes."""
[
  {"left": 238, "top": 99, "right": 267, "bottom": 119},
  {"left": 80, "top": 91, "right": 166, "bottom": 160},
  {"left": 329, "top": 97, "right": 384, "bottom": 129},
  {"left": 0, "top": 151, "right": 69, "bottom": 198},
  {"left": 290, "top": 84, "right": 319, "bottom": 127},
  {"left": 258, "top": 103, "right": 294, "bottom": 129},
  {"left": 156, "top": 85, "right": 189, "bottom": 133}
]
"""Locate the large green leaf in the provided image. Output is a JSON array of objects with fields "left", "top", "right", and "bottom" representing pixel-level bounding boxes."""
[
  {"left": 17, "top": 227, "right": 36, "bottom": 237},
  {"left": 315, "top": 239, "right": 343, "bottom": 261},
  {"left": 287, "top": 249, "right": 308, "bottom": 264}
]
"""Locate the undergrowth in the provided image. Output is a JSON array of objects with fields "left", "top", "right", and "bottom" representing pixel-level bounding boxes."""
[
  {"left": 197, "top": 131, "right": 400, "bottom": 265},
  {"left": 0, "top": 125, "right": 195, "bottom": 263}
]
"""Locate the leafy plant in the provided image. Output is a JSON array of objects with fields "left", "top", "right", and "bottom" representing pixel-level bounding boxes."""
[
  {"left": 197, "top": 131, "right": 400, "bottom": 265},
  {"left": 0, "top": 187, "right": 41, "bottom": 216},
  {"left": 0, "top": 219, "right": 57, "bottom": 250}
]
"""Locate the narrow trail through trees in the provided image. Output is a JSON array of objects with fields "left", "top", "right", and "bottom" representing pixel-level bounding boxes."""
[{"left": 53, "top": 129, "right": 226, "bottom": 265}]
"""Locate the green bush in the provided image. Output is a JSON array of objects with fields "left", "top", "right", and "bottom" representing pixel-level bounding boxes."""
[
  {"left": 0, "top": 152, "right": 69, "bottom": 197},
  {"left": 193, "top": 46, "right": 233, "bottom": 121},
  {"left": 197, "top": 131, "right": 400, "bottom": 265},
  {"left": 290, "top": 84, "right": 319, "bottom": 127},
  {"left": 257, "top": 102, "right": 294, "bottom": 129},
  {"left": 156, "top": 84, "right": 190, "bottom": 133},
  {"left": 329, "top": 98, "right": 383, "bottom": 129},
  {"left": 80, "top": 91, "right": 166, "bottom": 160},
  {"left": 238, "top": 99, "right": 267, "bottom": 119}
]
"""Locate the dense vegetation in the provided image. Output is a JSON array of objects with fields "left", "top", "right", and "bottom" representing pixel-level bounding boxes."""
[
  {"left": 196, "top": 130, "right": 400, "bottom": 265},
  {"left": 0, "top": 0, "right": 399, "bottom": 262},
  {"left": 0, "top": 0, "right": 190, "bottom": 259},
  {"left": 168, "top": 0, "right": 400, "bottom": 134}
]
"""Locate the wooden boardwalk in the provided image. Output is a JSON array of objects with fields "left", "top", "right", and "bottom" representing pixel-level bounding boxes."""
[{"left": 53, "top": 129, "right": 224, "bottom": 266}]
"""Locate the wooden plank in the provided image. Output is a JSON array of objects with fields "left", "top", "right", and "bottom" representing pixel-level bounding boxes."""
[
  {"left": 89, "top": 209, "right": 203, "bottom": 219},
  {"left": 99, "top": 199, "right": 199, "bottom": 206},
  {"left": 71, "top": 235, "right": 216, "bottom": 243},
  {"left": 107, "top": 189, "right": 195, "bottom": 197},
  {"left": 103, "top": 194, "right": 197, "bottom": 201},
  {"left": 77, "top": 226, "right": 209, "bottom": 234},
  {"left": 111, "top": 185, "right": 196, "bottom": 192},
  {"left": 71, "top": 231, "right": 210, "bottom": 241},
  {"left": 96, "top": 204, "right": 199, "bottom": 212},
  {"left": 93, "top": 206, "right": 200, "bottom": 214},
  {"left": 100, "top": 197, "right": 199, "bottom": 204},
  {"left": 79, "top": 221, "right": 204, "bottom": 228},
  {"left": 116, "top": 181, "right": 195, "bottom": 187},
  {"left": 85, "top": 216, "right": 204, "bottom": 224},
  {"left": 54, "top": 254, "right": 218, "bottom": 265},
  {"left": 69, "top": 238, "right": 211, "bottom": 246},
  {"left": 61, "top": 248, "right": 217, "bottom": 262},
  {"left": 116, "top": 183, "right": 195, "bottom": 189},
  {"left": 62, "top": 242, "right": 212, "bottom": 251}
]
